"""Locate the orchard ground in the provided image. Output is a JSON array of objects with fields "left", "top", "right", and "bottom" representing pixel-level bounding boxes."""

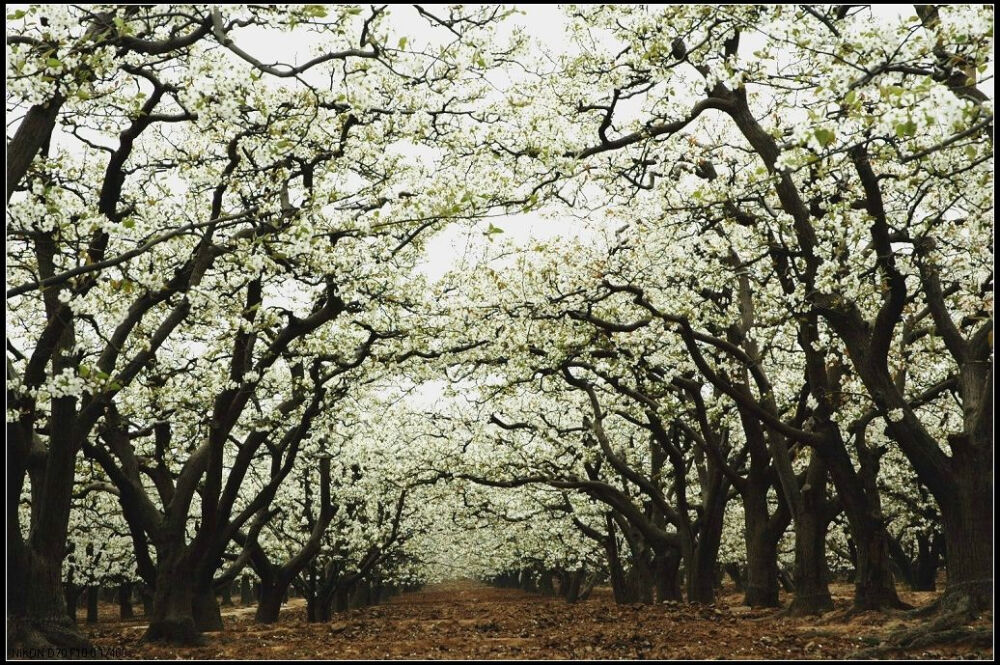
[{"left": 79, "top": 580, "right": 991, "bottom": 660}]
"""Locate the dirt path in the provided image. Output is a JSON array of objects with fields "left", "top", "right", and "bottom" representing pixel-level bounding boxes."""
[{"left": 86, "top": 581, "right": 992, "bottom": 660}]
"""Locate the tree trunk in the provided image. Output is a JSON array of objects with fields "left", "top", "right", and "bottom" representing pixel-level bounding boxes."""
[
  {"left": 192, "top": 586, "right": 223, "bottom": 632},
  {"left": 850, "top": 523, "right": 904, "bottom": 610},
  {"left": 537, "top": 571, "right": 555, "bottom": 596},
  {"left": 118, "top": 583, "right": 134, "bottom": 620},
  {"left": 744, "top": 532, "right": 780, "bottom": 607},
  {"left": 623, "top": 556, "right": 655, "bottom": 604},
  {"left": 144, "top": 553, "right": 200, "bottom": 645},
  {"left": 333, "top": 586, "right": 351, "bottom": 613},
  {"left": 687, "top": 475, "right": 729, "bottom": 605},
  {"left": 578, "top": 573, "right": 598, "bottom": 601},
  {"left": 608, "top": 557, "right": 629, "bottom": 604},
  {"left": 255, "top": 579, "right": 285, "bottom": 624},
  {"left": 86, "top": 586, "right": 99, "bottom": 624},
  {"left": 64, "top": 582, "right": 79, "bottom": 624},
  {"left": 603, "top": 529, "right": 630, "bottom": 604},
  {"left": 912, "top": 532, "right": 942, "bottom": 592},
  {"left": 938, "top": 452, "right": 993, "bottom": 612},
  {"left": 687, "top": 550, "right": 718, "bottom": 604},
  {"left": 787, "top": 477, "right": 833, "bottom": 615},
  {"left": 220, "top": 581, "right": 233, "bottom": 607},
  {"left": 8, "top": 542, "right": 91, "bottom": 651},
  {"left": 687, "top": 508, "right": 726, "bottom": 604},
  {"left": 778, "top": 565, "right": 796, "bottom": 593},
  {"left": 8, "top": 414, "right": 91, "bottom": 651},
  {"left": 742, "top": 478, "right": 787, "bottom": 608},
  {"left": 654, "top": 548, "right": 683, "bottom": 603},
  {"left": 724, "top": 563, "right": 745, "bottom": 592},
  {"left": 563, "top": 570, "right": 583, "bottom": 603},
  {"left": 240, "top": 576, "right": 254, "bottom": 606},
  {"left": 518, "top": 570, "right": 537, "bottom": 593},
  {"left": 141, "top": 584, "right": 155, "bottom": 616},
  {"left": 305, "top": 594, "right": 318, "bottom": 622}
]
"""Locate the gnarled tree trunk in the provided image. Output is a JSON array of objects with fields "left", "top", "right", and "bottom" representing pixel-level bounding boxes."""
[
  {"left": 938, "top": 445, "right": 993, "bottom": 612},
  {"left": 787, "top": 455, "right": 834, "bottom": 615},
  {"left": 143, "top": 551, "right": 200, "bottom": 645}
]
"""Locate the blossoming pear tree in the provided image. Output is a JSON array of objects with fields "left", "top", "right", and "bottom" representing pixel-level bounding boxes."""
[
  {"left": 7, "top": 3, "right": 522, "bottom": 648},
  {"left": 6, "top": 4, "right": 992, "bottom": 655},
  {"left": 482, "top": 4, "right": 991, "bottom": 614}
]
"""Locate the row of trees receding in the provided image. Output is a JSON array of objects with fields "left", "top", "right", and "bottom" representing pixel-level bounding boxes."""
[{"left": 6, "top": 4, "right": 992, "bottom": 653}]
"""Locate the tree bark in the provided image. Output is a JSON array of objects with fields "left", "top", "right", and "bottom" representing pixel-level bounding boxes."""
[
  {"left": 6, "top": 94, "right": 66, "bottom": 202},
  {"left": 143, "top": 552, "right": 200, "bottom": 645},
  {"left": 141, "top": 584, "right": 155, "bottom": 616},
  {"left": 686, "top": 480, "right": 728, "bottom": 604},
  {"left": 118, "top": 583, "right": 134, "bottom": 620},
  {"left": 654, "top": 548, "right": 683, "bottom": 603},
  {"left": 787, "top": 457, "right": 834, "bottom": 615},
  {"left": 743, "top": 528, "right": 781, "bottom": 607},
  {"left": 86, "top": 586, "right": 99, "bottom": 624},
  {"left": 8, "top": 540, "right": 91, "bottom": 651},
  {"left": 64, "top": 582, "right": 79, "bottom": 624},
  {"left": 220, "top": 581, "right": 234, "bottom": 607},
  {"left": 240, "top": 575, "right": 254, "bottom": 606},
  {"left": 255, "top": 579, "right": 285, "bottom": 624},
  {"left": 607, "top": 553, "right": 629, "bottom": 604},
  {"left": 911, "top": 532, "right": 942, "bottom": 592},
  {"left": 938, "top": 448, "right": 993, "bottom": 612},
  {"left": 192, "top": 586, "right": 223, "bottom": 632},
  {"left": 305, "top": 595, "right": 318, "bottom": 622},
  {"left": 333, "top": 586, "right": 350, "bottom": 614},
  {"left": 818, "top": 427, "right": 904, "bottom": 611}
]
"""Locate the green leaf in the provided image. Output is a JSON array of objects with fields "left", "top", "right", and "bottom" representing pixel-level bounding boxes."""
[
  {"left": 46, "top": 57, "right": 61, "bottom": 69},
  {"left": 894, "top": 118, "right": 917, "bottom": 138},
  {"left": 122, "top": 218, "right": 135, "bottom": 229},
  {"left": 304, "top": 5, "right": 327, "bottom": 18},
  {"left": 78, "top": 366, "right": 91, "bottom": 378},
  {"left": 7, "top": 9, "right": 27, "bottom": 20},
  {"left": 879, "top": 84, "right": 906, "bottom": 101},
  {"left": 398, "top": 36, "right": 408, "bottom": 50},
  {"left": 345, "top": 6, "right": 363, "bottom": 15},
  {"left": 814, "top": 127, "right": 836, "bottom": 148}
]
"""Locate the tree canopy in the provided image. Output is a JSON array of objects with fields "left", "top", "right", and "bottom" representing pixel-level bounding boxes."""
[{"left": 6, "top": 4, "right": 993, "bottom": 652}]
